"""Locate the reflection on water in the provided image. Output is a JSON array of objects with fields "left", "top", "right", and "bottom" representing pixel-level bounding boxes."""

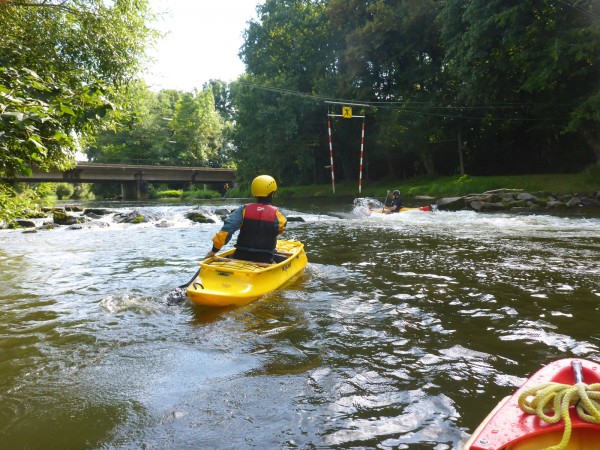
[{"left": 1, "top": 200, "right": 599, "bottom": 449}]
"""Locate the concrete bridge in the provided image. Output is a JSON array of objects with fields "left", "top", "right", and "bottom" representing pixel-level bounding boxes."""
[{"left": 15, "top": 162, "right": 236, "bottom": 199}]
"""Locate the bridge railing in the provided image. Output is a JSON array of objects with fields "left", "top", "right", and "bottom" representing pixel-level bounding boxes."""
[{"left": 84, "top": 158, "right": 225, "bottom": 168}]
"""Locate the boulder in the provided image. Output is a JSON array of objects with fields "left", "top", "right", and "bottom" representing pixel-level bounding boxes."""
[
  {"left": 9, "top": 219, "right": 37, "bottom": 229},
  {"left": 547, "top": 200, "right": 566, "bottom": 209},
  {"left": 477, "top": 202, "right": 506, "bottom": 212},
  {"left": 113, "top": 211, "right": 147, "bottom": 224},
  {"left": 185, "top": 211, "right": 215, "bottom": 223},
  {"left": 64, "top": 205, "right": 85, "bottom": 212},
  {"left": 516, "top": 192, "right": 539, "bottom": 202},
  {"left": 67, "top": 222, "right": 109, "bottom": 230},
  {"left": 484, "top": 188, "right": 524, "bottom": 195},
  {"left": 435, "top": 188, "right": 600, "bottom": 213},
  {"left": 436, "top": 197, "right": 466, "bottom": 211},
  {"left": 84, "top": 208, "right": 113, "bottom": 216},
  {"left": 53, "top": 210, "right": 86, "bottom": 226},
  {"left": 581, "top": 198, "right": 600, "bottom": 207}
]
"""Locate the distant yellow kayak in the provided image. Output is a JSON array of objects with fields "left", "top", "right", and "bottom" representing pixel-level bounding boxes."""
[
  {"left": 186, "top": 240, "right": 308, "bottom": 307},
  {"left": 369, "top": 205, "right": 432, "bottom": 215}
]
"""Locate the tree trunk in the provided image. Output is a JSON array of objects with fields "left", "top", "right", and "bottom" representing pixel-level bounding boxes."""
[
  {"left": 386, "top": 154, "right": 396, "bottom": 178},
  {"left": 420, "top": 147, "right": 436, "bottom": 176},
  {"left": 458, "top": 129, "right": 465, "bottom": 175},
  {"left": 581, "top": 126, "right": 600, "bottom": 166}
]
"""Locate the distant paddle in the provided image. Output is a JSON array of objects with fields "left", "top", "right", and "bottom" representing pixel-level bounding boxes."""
[{"left": 382, "top": 190, "right": 390, "bottom": 213}]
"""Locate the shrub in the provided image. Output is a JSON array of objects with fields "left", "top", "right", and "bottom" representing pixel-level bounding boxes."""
[
  {"left": 72, "top": 183, "right": 95, "bottom": 200},
  {"left": 182, "top": 189, "right": 221, "bottom": 199},
  {"left": 55, "top": 183, "right": 74, "bottom": 200},
  {"left": 155, "top": 189, "right": 184, "bottom": 199}
]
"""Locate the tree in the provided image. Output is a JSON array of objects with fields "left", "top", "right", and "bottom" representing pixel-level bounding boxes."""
[
  {"left": 439, "top": 0, "right": 600, "bottom": 170},
  {"left": 87, "top": 84, "right": 180, "bottom": 165},
  {"left": 0, "top": 0, "right": 156, "bottom": 219},
  {"left": 327, "top": 0, "right": 450, "bottom": 176},
  {"left": 0, "top": 0, "right": 156, "bottom": 177},
  {"left": 235, "top": 0, "right": 335, "bottom": 186},
  {"left": 89, "top": 85, "right": 230, "bottom": 169},
  {"left": 205, "top": 79, "right": 235, "bottom": 123},
  {"left": 170, "top": 89, "right": 226, "bottom": 166}
]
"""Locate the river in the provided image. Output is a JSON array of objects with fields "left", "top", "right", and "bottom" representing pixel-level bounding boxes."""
[{"left": 1, "top": 197, "right": 599, "bottom": 449}]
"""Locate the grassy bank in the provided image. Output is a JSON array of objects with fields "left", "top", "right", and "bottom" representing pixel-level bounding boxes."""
[{"left": 273, "top": 168, "right": 600, "bottom": 199}]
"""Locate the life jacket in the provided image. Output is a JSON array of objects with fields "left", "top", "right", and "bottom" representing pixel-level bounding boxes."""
[
  {"left": 389, "top": 197, "right": 403, "bottom": 212},
  {"left": 235, "top": 203, "right": 279, "bottom": 252}
]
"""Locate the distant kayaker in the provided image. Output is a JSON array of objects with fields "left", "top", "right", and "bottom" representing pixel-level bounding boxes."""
[
  {"left": 383, "top": 190, "right": 403, "bottom": 213},
  {"left": 204, "top": 175, "right": 287, "bottom": 263}
]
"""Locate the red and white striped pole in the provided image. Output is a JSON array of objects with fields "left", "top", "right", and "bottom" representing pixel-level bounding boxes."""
[
  {"left": 327, "top": 118, "right": 335, "bottom": 194},
  {"left": 358, "top": 117, "right": 365, "bottom": 194}
]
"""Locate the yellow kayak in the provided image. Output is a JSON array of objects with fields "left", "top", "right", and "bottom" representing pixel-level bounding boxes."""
[
  {"left": 369, "top": 205, "right": 432, "bottom": 215},
  {"left": 186, "top": 240, "right": 308, "bottom": 307}
]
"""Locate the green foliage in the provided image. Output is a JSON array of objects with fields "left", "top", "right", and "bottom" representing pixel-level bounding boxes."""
[
  {"left": 49, "top": 181, "right": 94, "bottom": 200},
  {"left": 232, "top": 0, "right": 600, "bottom": 186},
  {"left": 35, "top": 183, "right": 57, "bottom": 200},
  {"left": 147, "top": 188, "right": 221, "bottom": 200},
  {"left": 235, "top": 0, "right": 334, "bottom": 186},
  {"left": 72, "top": 183, "right": 95, "bottom": 200},
  {"left": 273, "top": 171, "right": 600, "bottom": 199},
  {"left": 223, "top": 186, "right": 251, "bottom": 199},
  {"left": 1, "top": 1, "right": 157, "bottom": 177},
  {"left": 182, "top": 190, "right": 221, "bottom": 200},
  {"left": 582, "top": 165, "right": 600, "bottom": 186},
  {"left": 88, "top": 85, "right": 232, "bottom": 168},
  {"left": 0, "top": 0, "right": 157, "bottom": 219},
  {"left": 0, "top": 183, "right": 40, "bottom": 224},
  {"left": 55, "top": 183, "right": 75, "bottom": 200},
  {"left": 155, "top": 190, "right": 184, "bottom": 199}
]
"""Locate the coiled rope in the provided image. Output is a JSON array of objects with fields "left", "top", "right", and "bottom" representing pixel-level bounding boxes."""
[{"left": 518, "top": 380, "right": 600, "bottom": 450}]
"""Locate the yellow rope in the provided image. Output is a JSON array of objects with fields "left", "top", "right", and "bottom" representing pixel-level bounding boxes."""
[{"left": 518, "top": 381, "right": 600, "bottom": 450}]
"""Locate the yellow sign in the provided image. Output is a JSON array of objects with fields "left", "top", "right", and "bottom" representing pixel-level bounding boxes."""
[{"left": 342, "top": 106, "right": 353, "bottom": 118}]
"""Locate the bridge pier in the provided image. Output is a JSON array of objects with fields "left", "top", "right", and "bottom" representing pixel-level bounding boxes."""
[
  {"left": 121, "top": 182, "right": 137, "bottom": 200},
  {"left": 121, "top": 180, "right": 148, "bottom": 200}
]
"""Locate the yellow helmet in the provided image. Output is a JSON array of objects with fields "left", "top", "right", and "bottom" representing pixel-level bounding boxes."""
[{"left": 251, "top": 175, "right": 277, "bottom": 197}]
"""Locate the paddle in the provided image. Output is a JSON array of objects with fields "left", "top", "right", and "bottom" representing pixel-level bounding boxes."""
[
  {"left": 178, "top": 267, "right": 201, "bottom": 289},
  {"left": 381, "top": 190, "right": 390, "bottom": 213}
]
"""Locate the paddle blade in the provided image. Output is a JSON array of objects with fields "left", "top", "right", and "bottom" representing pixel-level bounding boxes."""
[{"left": 165, "top": 287, "right": 188, "bottom": 305}]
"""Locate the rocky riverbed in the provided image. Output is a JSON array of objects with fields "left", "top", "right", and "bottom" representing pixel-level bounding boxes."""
[
  {"left": 2, "top": 189, "right": 600, "bottom": 230},
  {"left": 2, "top": 205, "right": 306, "bottom": 231},
  {"left": 434, "top": 189, "right": 600, "bottom": 212}
]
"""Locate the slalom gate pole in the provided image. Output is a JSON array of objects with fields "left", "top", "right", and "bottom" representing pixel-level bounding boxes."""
[
  {"left": 358, "top": 116, "right": 365, "bottom": 194},
  {"left": 327, "top": 118, "right": 335, "bottom": 194}
]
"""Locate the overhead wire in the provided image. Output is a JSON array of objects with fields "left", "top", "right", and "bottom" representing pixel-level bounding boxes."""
[
  {"left": 555, "top": 0, "right": 600, "bottom": 21},
  {"left": 234, "top": 80, "right": 572, "bottom": 122}
]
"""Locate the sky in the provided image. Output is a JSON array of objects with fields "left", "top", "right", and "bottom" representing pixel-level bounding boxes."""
[{"left": 144, "top": 0, "right": 263, "bottom": 92}]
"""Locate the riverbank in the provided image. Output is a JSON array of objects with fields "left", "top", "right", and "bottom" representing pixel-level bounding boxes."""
[{"left": 271, "top": 170, "right": 600, "bottom": 199}]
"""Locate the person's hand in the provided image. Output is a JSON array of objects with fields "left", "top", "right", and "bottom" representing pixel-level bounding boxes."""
[{"left": 204, "top": 250, "right": 216, "bottom": 260}]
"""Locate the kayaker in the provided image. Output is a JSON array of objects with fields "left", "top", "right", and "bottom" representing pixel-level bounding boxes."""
[
  {"left": 204, "top": 175, "right": 287, "bottom": 263},
  {"left": 383, "top": 190, "right": 403, "bottom": 213}
]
